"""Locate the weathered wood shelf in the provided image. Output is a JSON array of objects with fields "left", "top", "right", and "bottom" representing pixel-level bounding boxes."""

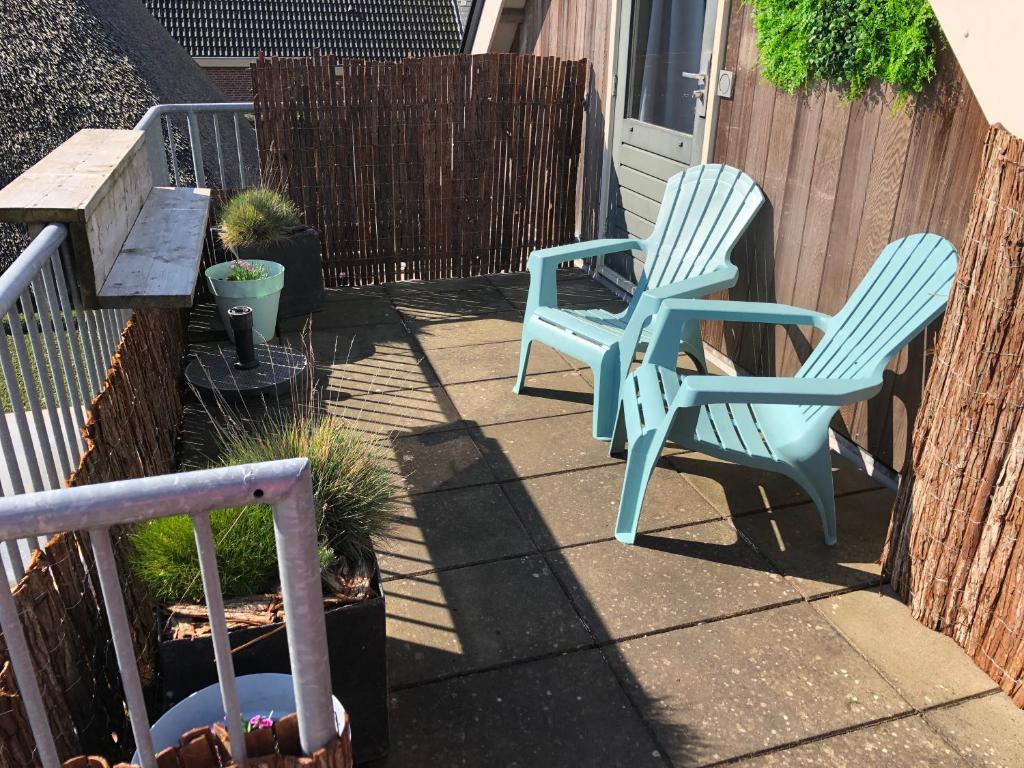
[
  {"left": 96, "top": 187, "right": 211, "bottom": 309},
  {"left": 0, "top": 128, "right": 212, "bottom": 310}
]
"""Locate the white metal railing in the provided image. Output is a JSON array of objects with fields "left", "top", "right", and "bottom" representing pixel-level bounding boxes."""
[
  {"left": 0, "top": 102, "right": 257, "bottom": 577},
  {"left": 0, "top": 225, "right": 129, "bottom": 578},
  {"left": 0, "top": 459, "right": 336, "bottom": 768},
  {"left": 135, "top": 102, "right": 257, "bottom": 190}
]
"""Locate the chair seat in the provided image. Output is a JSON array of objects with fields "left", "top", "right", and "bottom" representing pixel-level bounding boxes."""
[
  {"left": 625, "top": 365, "right": 795, "bottom": 463},
  {"left": 532, "top": 305, "right": 630, "bottom": 349}
]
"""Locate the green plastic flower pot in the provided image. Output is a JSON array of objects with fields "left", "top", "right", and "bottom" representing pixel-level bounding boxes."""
[{"left": 205, "top": 260, "right": 285, "bottom": 343}]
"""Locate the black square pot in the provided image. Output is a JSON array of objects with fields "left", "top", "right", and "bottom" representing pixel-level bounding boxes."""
[
  {"left": 233, "top": 227, "right": 325, "bottom": 318},
  {"left": 156, "top": 558, "right": 388, "bottom": 763}
]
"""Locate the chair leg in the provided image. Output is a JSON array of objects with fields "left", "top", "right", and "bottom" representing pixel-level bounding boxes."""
[
  {"left": 681, "top": 319, "right": 707, "bottom": 373},
  {"left": 792, "top": 450, "right": 838, "bottom": 545},
  {"left": 591, "top": 354, "right": 620, "bottom": 441},
  {"left": 614, "top": 430, "right": 663, "bottom": 544},
  {"left": 609, "top": 404, "right": 627, "bottom": 457},
  {"left": 512, "top": 335, "right": 533, "bottom": 394}
]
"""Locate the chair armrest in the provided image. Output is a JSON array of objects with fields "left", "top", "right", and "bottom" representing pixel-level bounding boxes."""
[
  {"left": 671, "top": 375, "right": 883, "bottom": 409},
  {"left": 618, "top": 266, "right": 739, "bottom": 373},
  {"left": 643, "top": 299, "right": 833, "bottom": 369},
  {"left": 525, "top": 238, "right": 642, "bottom": 315},
  {"left": 645, "top": 265, "right": 739, "bottom": 301}
]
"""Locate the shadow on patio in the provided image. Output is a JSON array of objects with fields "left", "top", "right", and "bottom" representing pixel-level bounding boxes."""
[{"left": 181, "top": 270, "right": 1020, "bottom": 767}]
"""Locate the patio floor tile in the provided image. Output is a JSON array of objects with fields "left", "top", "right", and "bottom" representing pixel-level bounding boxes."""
[
  {"left": 285, "top": 325, "right": 437, "bottom": 396},
  {"left": 548, "top": 520, "right": 798, "bottom": 641},
  {"left": 392, "top": 286, "right": 516, "bottom": 322},
  {"left": 485, "top": 268, "right": 590, "bottom": 287},
  {"left": 923, "top": 694, "right": 1024, "bottom": 768},
  {"left": 385, "top": 555, "right": 592, "bottom": 687},
  {"left": 377, "top": 650, "right": 665, "bottom": 767},
  {"left": 278, "top": 296, "right": 401, "bottom": 333},
  {"left": 502, "top": 462, "right": 721, "bottom": 550},
  {"left": 730, "top": 717, "right": 963, "bottom": 767},
  {"left": 379, "top": 484, "right": 536, "bottom": 579},
  {"left": 385, "top": 276, "right": 495, "bottom": 295},
  {"left": 814, "top": 587, "right": 998, "bottom": 708},
  {"left": 498, "top": 278, "right": 622, "bottom": 310},
  {"left": 469, "top": 412, "right": 619, "bottom": 480},
  {"left": 735, "top": 488, "right": 896, "bottom": 598},
  {"left": 608, "top": 602, "right": 911, "bottom": 765},
  {"left": 326, "top": 385, "right": 462, "bottom": 437},
  {"left": 447, "top": 369, "right": 593, "bottom": 427},
  {"left": 389, "top": 429, "right": 496, "bottom": 495},
  {"left": 667, "top": 451, "right": 882, "bottom": 518},
  {"left": 409, "top": 313, "right": 523, "bottom": 349},
  {"left": 422, "top": 338, "right": 580, "bottom": 386}
]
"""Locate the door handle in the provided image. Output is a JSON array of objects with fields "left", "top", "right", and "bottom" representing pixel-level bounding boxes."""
[{"left": 681, "top": 71, "right": 707, "bottom": 85}]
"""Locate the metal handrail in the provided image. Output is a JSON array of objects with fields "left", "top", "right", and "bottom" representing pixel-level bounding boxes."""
[{"left": 0, "top": 459, "right": 337, "bottom": 768}]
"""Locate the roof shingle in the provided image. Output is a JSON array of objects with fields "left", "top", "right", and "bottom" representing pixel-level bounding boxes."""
[{"left": 143, "top": 0, "right": 463, "bottom": 60}]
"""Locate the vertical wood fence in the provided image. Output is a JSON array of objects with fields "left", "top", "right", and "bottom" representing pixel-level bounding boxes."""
[
  {"left": 883, "top": 125, "right": 1024, "bottom": 707},
  {"left": 251, "top": 54, "right": 587, "bottom": 286}
]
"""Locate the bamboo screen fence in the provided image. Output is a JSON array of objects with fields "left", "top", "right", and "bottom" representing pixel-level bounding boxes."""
[
  {"left": 883, "top": 125, "right": 1024, "bottom": 706},
  {"left": 0, "top": 309, "right": 185, "bottom": 766},
  {"left": 251, "top": 54, "right": 587, "bottom": 286}
]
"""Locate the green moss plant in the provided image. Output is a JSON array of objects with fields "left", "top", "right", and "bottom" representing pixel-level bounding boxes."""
[{"left": 747, "top": 0, "right": 940, "bottom": 100}]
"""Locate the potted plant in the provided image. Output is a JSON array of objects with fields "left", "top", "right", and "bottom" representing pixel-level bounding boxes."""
[
  {"left": 128, "top": 397, "right": 396, "bottom": 763},
  {"left": 217, "top": 188, "right": 325, "bottom": 318},
  {"left": 205, "top": 258, "right": 285, "bottom": 343}
]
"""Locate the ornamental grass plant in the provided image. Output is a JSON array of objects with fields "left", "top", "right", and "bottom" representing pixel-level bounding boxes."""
[
  {"left": 218, "top": 187, "right": 302, "bottom": 251},
  {"left": 128, "top": 344, "right": 396, "bottom": 603}
]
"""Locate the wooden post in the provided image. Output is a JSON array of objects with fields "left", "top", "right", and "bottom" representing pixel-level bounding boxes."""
[{"left": 882, "top": 124, "right": 1024, "bottom": 706}]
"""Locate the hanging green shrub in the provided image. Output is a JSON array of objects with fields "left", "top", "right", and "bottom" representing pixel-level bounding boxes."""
[{"left": 746, "top": 0, "right": 941, "bottom": 100}]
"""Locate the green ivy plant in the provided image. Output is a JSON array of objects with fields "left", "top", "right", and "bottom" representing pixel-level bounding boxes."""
[{"left": 746, "top": 0, "right": 940, "bottom": 100}]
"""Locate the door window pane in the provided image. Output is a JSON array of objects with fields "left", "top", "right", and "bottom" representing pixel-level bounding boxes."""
[{"left": 625, "top": 0, "right": 707, "bottom": 135}]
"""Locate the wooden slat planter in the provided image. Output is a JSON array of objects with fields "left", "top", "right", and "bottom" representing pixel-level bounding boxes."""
[{"left": 883, "top": 124, "right": 1024, "bottom": 706}]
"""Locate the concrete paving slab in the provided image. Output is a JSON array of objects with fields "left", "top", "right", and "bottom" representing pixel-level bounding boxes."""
[
  {"left": 447, "top": 369, "right": 594, "bottom": 426},
  {"left": 392, "top": 286, "right": 516, "bottom": 322},
  {"left": 379, "top": 484, "right": 536, "bottom": 579},
  {"left": 485, "top": 268, "right": 590, "bottom": 287},
  {"left": 377, "top": 650, "right": 666, "bottom": 767},
  {"left": 731, "top": 717, "right": 963, "bottom": 767},
  {"left": 608, "top": 602, "right": 911, "bottom": 765},
  {"left": 385, "top": 276, "right": 495, "bottom": 295},
  {"left": 285, "top": 325, "right": 437, "bottom": 397},
  {"left": 502, "top": 462, "right": 721, "bottom": 550},
  {"left": 326, "top": 385, "right": 462, "bottom": 437},
  {"left": 278, "top": 296, "right": 401, "bottom": 333},
  {"left": 814, "top": 588, "right": 998, "bottom": 708},
  {"left": 470, "top": 412, "right": 619, "bottom": 480},
  {"left": 410, "top": 313, "right": 524, "bottom": 350},
  {"left": 548, "top": 519, "right": 798, "bottom": 641},
  {"left": 389, "top": 429, "right": 496, "bottom": 495},
  {"left": 386, "top": 555, "right": 592, "bottom": 686},
  {"left": 422, "top": 338, "right": 581, "bottom": 386},
  {"left": 668, "top": 451, "right": 881, "bottom": 518},
  {"left": 924, "top": 694, "right": 1024, "bottom": 768},
  {"left": 736, "top": 488, "right": 896, "bottom": 598}
]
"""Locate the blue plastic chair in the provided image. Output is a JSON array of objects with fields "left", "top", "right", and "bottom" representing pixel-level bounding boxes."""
[
  {"left": 513, "top": 164, "right": 764, "bottom": 440},
  {"left": 611, "top": 233, "right": 958, "bottom": 545}
]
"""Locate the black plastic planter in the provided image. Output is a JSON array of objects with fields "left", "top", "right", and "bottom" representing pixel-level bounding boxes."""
[
  {"left": 156, "top": 559, "right": 388, "bottom": 763},
  {"left": 233, "top": 227, "right": 325, "bottom": 318}
]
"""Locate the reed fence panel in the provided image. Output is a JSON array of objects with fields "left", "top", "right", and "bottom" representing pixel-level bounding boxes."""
[
  {"left": 0, "top": 308, "right": 185, "bottom": 765},
  {"left": 251, "top": 54, "right": 587, "bottom": 286},
  {"left": 883, "top": 125, "right": 1024, "bottom": 706}
]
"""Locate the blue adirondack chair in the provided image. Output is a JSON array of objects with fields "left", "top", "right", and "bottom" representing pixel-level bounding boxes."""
[
  {"left": 611, "top": 233, "right": 958, "bottom": 545},
  {"left": 513, "top": 164, "right": 764, "bottom": 440}
]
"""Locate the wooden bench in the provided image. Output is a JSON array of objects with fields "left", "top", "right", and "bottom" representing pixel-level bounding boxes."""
[{"left": 0, "top": 129, "right": 211, "bottom": 309}]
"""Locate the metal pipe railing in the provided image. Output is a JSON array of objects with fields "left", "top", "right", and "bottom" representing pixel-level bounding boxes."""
[{"left": 0, "top": 459, "right": 337, "bottom": 768}]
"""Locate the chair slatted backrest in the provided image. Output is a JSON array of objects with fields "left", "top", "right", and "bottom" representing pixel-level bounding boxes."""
[
  {"left": 638, "top": 164, "right": 764, "bottom": 291},
  {"left": 796, "top": 233, "right": 958, "bottom": 418}
]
